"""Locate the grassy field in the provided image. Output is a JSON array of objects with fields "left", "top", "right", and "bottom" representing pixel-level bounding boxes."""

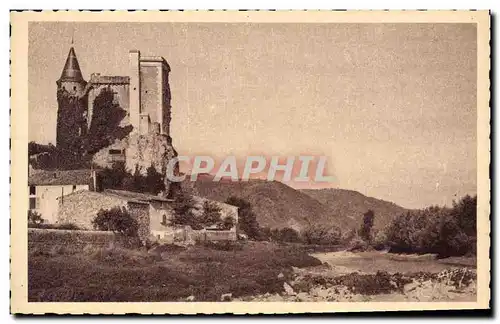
[{"left": 28, "top": 241, "right": 321, "bottom": 302}]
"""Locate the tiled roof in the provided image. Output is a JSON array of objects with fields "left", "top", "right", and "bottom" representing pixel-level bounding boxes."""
[
  {"left": 103, "top": 189, "right": 174, "bottom": 203},
  {"left": 28, "top": 169, "right": 95, "bottom": 186}
]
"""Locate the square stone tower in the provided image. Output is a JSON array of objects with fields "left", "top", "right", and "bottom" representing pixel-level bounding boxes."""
[{"left": 129, "top": 50, "right": 172, "bottom": 136}]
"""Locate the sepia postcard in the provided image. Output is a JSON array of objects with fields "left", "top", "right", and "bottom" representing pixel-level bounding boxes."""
[{"left": 10, "top": 10, "right": 490, "bottom": 314}]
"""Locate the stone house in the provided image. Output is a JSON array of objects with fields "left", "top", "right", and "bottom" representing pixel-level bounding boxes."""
[
  {"left": 57, "top": 189, "right": 238, "bottom": 243},
  {"left": 28, "top": 169, "right": 99, "bottom": 223}
]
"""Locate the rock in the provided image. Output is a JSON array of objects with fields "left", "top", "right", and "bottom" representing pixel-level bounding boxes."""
[
  {"left": 283, "top": 282, "right": 296, "bottom": 296},
  {"left": 92, "top": 132, "right": 179, "bottom": 196},
  {"left": 296, "top": 292, "right": 310, "bottom": 301},
  {"left": 221, "top": 293, "right": 232, "bottom": 301},
  {"left": 186, "top": 295, "right": 195, "bottom": 301},
  {"left": 268, "top": 294, "right": 284, "bottom": 302},
  {"left": 277, "top": 272, "right": 285, "bottom": 279}
]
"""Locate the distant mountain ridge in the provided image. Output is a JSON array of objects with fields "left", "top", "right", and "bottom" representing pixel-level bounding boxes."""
[
  {"left": 300, "top": 188, "right": 409, "bottom": 230},
  {"left": 182, "top": 175, "right": 408, "bottom": 231}
]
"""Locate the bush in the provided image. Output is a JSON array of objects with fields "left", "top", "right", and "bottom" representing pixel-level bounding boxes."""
[
  {"left": 170, "top": 190, "right": 198, "bottom": 228},
  {"left": 225, "top": 196, "right": 260, "bottom": 239},
  {"left": 196, "top": 240, "right": 243, "bottom": 251},
  {"left": 270, "top": 227, "right": 302, "bottom": 243},
  {"left": 372, "top": 230, "right": 387, "bottom": 251},
  {"left": 92, "top": 207, "right": 138, "bottom": 237},
  {"left": 385, "top": 195, "right": 477, "bottom": 257},
  {"left": 302, "top": 224, "right": 342, "bottom": 245},
  {"left": 28, "top": 210, "right": 45, "bottom": 225},
  {"left": 28, "top": 222, "right": 80, "bottom": 230}
]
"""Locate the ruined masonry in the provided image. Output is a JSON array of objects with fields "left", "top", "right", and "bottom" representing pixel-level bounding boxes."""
[{"left": 56, "top": 46, "right": 178, "bottom": 195}]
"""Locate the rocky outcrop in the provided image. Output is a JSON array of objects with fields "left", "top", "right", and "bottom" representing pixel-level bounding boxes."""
[{"left": 92, "top": 131, "right": 179, "bottom": 196}]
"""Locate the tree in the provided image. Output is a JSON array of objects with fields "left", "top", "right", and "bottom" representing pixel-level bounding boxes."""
[
  {"left": 219, "top": 216, "right": 235, "bottom": 230},
  {"left": 99, "top": 161, "right": 128, "bottom": 190},
  {"left": 279, "top": 227, "right": 300, "bottom": 243},
  {"left": 170, "top": 190, "right": 197, "bottom": 228},
  {"left": 92, "top": 207, "right": 138, "bottom": 237},
  {"left": 450, "top": 195, "right": 477, "bottom": 237},
  {"left": 359, "top": 210, "right": 375, "bottom": 243},
  {"left": 200, "top": 200, "right": 223, "bottom": 228},
  {"left": 385, "top": 198, "right": 476, "bottom": 257},
  {"left": 144, "top": 164, "right": 165, "bottom": 195},
  {"left": 28, "top": 210, "right": 44, "bottom": 225},
  {"left": 302, "top": 224, "right": 342, "bottom": 245},
  {"left": 225, "top": 196, "right": 260, "bottom": 239}
]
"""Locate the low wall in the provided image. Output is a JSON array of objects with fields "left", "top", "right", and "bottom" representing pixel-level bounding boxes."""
[
  {"left": 28, "top": 228, "right": 118, "bottom": 251},
  {"left": 151, "top": 227, "right": 237, "bottom": 244}
]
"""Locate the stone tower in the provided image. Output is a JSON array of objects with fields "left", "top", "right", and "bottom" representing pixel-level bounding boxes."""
[
  {"left": 128, "top": 50, "right": 172, "bottom": 137},
  {"left": 56, "top": 46, "right": 89, "bottom": 152}
]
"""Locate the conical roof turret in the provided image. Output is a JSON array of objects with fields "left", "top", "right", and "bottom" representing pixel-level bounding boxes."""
[{"left": 58, "top": 47, "right": 84, "bottom": 83}]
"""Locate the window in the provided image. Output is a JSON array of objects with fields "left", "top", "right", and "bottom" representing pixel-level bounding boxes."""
[
  {"left": 29, "top": 197, "right": 37, "bottom": 210},
  {"left": 109, "top": 149, "right": 122, "bottom": 155},
  {"left": 29, "top": 186, "right": 36, "bottom": 195},
  {"left": 72, "top": 185, "right": 77, "bottom": 191},
  {"left": 161, "top": 214, "right": 167, "bottom": 226}
]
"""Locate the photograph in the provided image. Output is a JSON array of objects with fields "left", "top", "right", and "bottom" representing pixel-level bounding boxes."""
[{"left": 10, "top": 10, "right": 490, "bottom": 314}]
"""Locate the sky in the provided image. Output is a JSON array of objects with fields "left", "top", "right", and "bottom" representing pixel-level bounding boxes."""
[{"left": 28, "top": 22, "right": 477, "bottom": 209}]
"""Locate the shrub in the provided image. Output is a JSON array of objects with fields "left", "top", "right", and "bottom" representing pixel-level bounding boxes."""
[
  {"left": 225, "top": 196, "right": 260, "bottom": 239},
  {"left": 302, "top": 224, "right": 342, "bottom": 245},
  {"left": 270, "top": 227, "right": 302, "bottom": 243},
  {"left": 385, "top": 195, "right": 477, "bottom": 257},
  {"left": 372, "top": 230, "right": 387, "bottom": 251},
  {"left": 28, "top": 222, "right": 80, "bottom": 230},
  {"left": 92, "top": 207, "right": 138, "bottom": 237},
  {"left": 200, "top": 200, "right": 223, "bottom": 228},
  {"left": 28, "top": 210, "right": 45, "bottom": 225},
  {"left": 170, "top": 190, "right": 197, "bottom": 228},
  {"left": 219, "top": 216, "right": 235, "bottom": 230}
]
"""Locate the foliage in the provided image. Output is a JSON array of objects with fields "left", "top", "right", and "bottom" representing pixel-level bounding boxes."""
[
  {"left": 145, "top": 165, "right": 165, "bottom": 195},
  {"left": 28, "top": 222, "right": 81, "bottom": 230},
  {"left": 99, "top": 161, "right": 128, "bottom": 190},
  {"left": 225, "top": 196, "right": 260, "bottom": 239},
  {"left": 450, "top": 195, "right": 477, "bottom": 237},
  {"left": 372, "top": 229, "right": 388, "bottom": 251},
  {"left": 199, "top": 200, "right": 223, "bottom": 228},
  {"left": 28, "top": 142, "right": 57, "bottom": 156},
  {"left": 270, "top": 227, "right": 302, "bottom": 243},
  {"left": 28, "top": 143, "right": 92, "bottom": 170},
  {"left": 385, "top": 195, "right": 477, "bottom": 257},
  {"left": 92, "top": 207, "right": 138, "bottom": 237},
  {"left": 359, "top": 210, "right": 375, "bottom": 243},
  {"left": 302, "top": 224, "right": 342, "bottom": 245},
  {"left": 28, "top": 210, "right": 44, "bottom": 225},
  {"left": 85, "top": 87, "right": 133, "bottom": 154},
  {"left": 219, "top": 216, "right": 235, "bottom": 230},
  {"left": 100, "top": 162, "right": 165, "bottom": 195},
  {"left": 170, "top": 190, "right": 198, "bottom": 228}
]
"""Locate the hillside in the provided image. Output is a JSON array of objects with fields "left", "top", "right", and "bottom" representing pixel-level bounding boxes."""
[
  {"left": 301, "top": 188, "right": 409, "bottom": 230},
  {"left": 182, "top": 176, "right": 356, "bottom": 231}
]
